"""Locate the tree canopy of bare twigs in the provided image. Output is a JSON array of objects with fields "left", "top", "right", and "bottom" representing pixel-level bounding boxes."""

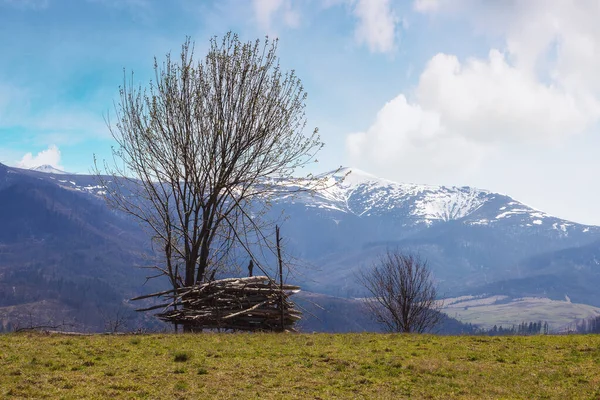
[
  {"left": 358, "top": 250, "right": 442, "bottom": 333},
  {"left": 95, "top": 32, "right": 323, "bottom": 319}
]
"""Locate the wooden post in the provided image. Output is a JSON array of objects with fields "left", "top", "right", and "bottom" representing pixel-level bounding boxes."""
[
  {"left": 174, "top": 264, "right": 179, "bottom": 333},
  {"left": 276, "top": 225, "right": 285, "bottom": 332}
]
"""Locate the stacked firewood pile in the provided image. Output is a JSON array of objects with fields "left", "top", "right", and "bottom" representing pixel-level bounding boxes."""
[{"left": 132, "top": 276, "right": 301, "bottom": 332}]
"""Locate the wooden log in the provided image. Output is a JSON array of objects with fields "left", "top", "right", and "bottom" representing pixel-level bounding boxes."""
[
  {"left": 134, "top": 302, "right": 173, "bottom": 312},
  {"left": 130, "top": 288, "right": 178, "bottom": 301},
  {"left": 221, "top": 300, "right": 275, "bottom": 320},
  {"left": 136, "top": 275, "right": 302, "bottom": 332}
]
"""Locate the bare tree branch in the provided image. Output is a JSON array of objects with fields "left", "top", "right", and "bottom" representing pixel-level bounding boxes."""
[
  {"left": 358, "top": 250, "right": 443, "bottom": 333},
  {"left": 94, "top": 32, "right": 327, "bottom": 331}
]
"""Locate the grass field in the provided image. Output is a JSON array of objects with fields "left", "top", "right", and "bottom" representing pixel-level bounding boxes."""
[{"left": 1, "top": 332, "right": 600, "bottom": 399}]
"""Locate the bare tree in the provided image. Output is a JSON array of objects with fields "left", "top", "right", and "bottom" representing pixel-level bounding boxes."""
[
  {"left": 13, "top": 311, "right": 75, "bottom": 333},
  {"left": 358, "top": 250, "right": 442, "bottom": 333},
  {"left": 98, "top": 306, "right": 130, "bottom": 333},
  {"left": 95, "top": 33, "right": 324, "bottom": 330}
]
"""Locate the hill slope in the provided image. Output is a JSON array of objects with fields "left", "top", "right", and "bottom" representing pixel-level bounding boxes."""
[
  {"left": 1, "top": 163, "right": 599, "bottom": 330},
  {"left": 0, "top": 163, "right": 161, "bottom": 331}
]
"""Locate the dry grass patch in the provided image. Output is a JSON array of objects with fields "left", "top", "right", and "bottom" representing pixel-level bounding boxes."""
[{"left": 0, "top": 333, "right": 599, "bottom": 399}]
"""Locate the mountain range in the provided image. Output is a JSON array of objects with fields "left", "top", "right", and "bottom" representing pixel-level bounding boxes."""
[
  {"left": 1, "top": 163, "right": 599, "bottom": 332},
  {"left": 29, "top": 165, "right": 69, "bottom": 175},
  {"left": 272, "top": 168, "right": 600, "bottom": 300}
]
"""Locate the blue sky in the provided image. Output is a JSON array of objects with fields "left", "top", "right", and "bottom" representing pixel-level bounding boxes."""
[{"left": 2, "top": 0, "right": 600, "bottom": 225}]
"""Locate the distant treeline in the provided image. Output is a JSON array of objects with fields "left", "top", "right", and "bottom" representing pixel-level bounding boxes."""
[
  {"left": 475, "top": 321, "right": 550, "bottom": 336},
  {"left": 577, "top": 316, "right": 600, "bottom": 334}
]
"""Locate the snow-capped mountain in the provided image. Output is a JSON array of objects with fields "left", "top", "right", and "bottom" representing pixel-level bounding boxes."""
[
  {"left": 261, "top": 167, "right": 600, "bottom": 302},
  {"left": 2, "top": 162, "right": 600, "bottom": 332},
  {"left": 29, "top": 164, "right": 69, "bottom": 175},
  {"left": 309, "top": 167, "right": 489, "bottom": 221},
  {"left": 25, "top": 164, "right": 598, "bottom": 238},
  {"left": 281, "top": 167, "right": 596, "bottom": 237},
  {"left": 5, "top": 164, "right": 107, "bottom": 197}
]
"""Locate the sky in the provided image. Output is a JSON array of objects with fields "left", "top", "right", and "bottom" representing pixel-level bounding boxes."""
[{"left": 1, "top": 0, "right": 600, "bottom": 225}]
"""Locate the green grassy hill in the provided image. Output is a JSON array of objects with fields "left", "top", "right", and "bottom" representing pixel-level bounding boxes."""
[{"left": 1, "top": 332, "right": 600, "bottom": 399}]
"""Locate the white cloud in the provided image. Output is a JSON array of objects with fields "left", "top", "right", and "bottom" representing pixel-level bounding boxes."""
[
  {"left": 414, "top": 0, "right": 600, "bottom": 94},
  {"left": 505, "top": 1, "right": 600, "bottom": 96},
  {"left": 252, "top": 0, "right": 300, "bottom": 33},
  {"left": 251, "top": 0, "right": 399, "bottom": 53},
  {"left": 346, "top": 95, "right": 485, "bottom": 183},
  {"left": 348, "top": 1, "right": 600, "bottom": 183},
  {"left": 420, "top": 0, "right": 600, "bottom": 141},
  {"left": 412, "top": 0, "right": 442, "bottom": 13},
  {"left": 416, "top": 50, "right": 599, "bottom": 143},
  {"left": 17, "top": 145, "right": 63, "bottom": 170},
  {"left": 353, "top": 0, "right": 398, "bottom": 53}
]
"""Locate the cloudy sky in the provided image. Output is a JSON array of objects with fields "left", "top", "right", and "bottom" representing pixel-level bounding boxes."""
[{"left": 1, "top": 0, "right": 600, "bottom": 224}]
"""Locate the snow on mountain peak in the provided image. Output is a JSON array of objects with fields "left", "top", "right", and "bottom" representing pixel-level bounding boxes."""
[
  {"left": 30, "top": 165, "right": 68, "bottom": 175},
  {"left": 272, "top": 167, "right": 593, "bottom": 230},
  {"left": 329, "top": 167, "right": 396, "bottom": 187},
  {"left": 300, "top": 167, "right": 492, "bottom": 222}
]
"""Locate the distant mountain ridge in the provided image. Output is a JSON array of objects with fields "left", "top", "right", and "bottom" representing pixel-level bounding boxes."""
[
  {"left": 1, "top": 162, "right": 599, "bottom": 331},
  {"left": 284, "top": 167, "right": 594, "bottom": 234},
  {"left": 0, "top": 162, "right": 160, "bottom": 332},
  {"left": 262, "top": 167, "right": 600, "bottom": 304},
  {"left": 29, "top": 164, "right": 69, "bottom": 175}
]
